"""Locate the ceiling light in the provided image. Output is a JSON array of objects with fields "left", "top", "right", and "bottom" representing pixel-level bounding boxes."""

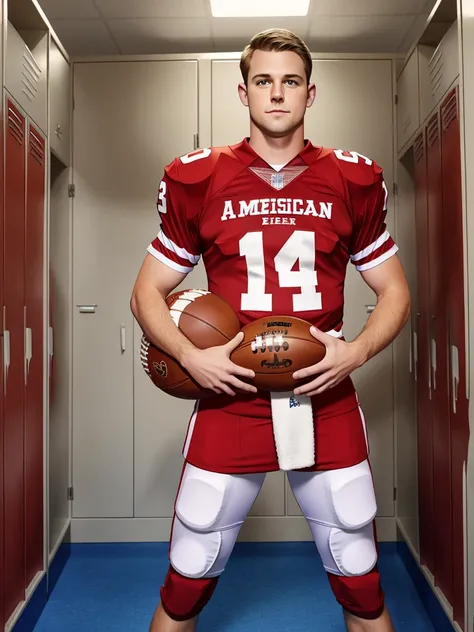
[{"left": 210, "top": 0, "right": 310, "bottom": 18}]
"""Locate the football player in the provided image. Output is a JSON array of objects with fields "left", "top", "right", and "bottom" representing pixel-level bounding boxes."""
[{"left": 131, "top": 28, "right": 410, "bottom": 632}]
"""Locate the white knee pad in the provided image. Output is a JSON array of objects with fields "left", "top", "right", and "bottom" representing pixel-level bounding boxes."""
[
  {"left": 288, "top": 460, "right": 378, "bottom": 577},
  {"left": 170, "top": 464, "right": 265, "bottom": 580}
]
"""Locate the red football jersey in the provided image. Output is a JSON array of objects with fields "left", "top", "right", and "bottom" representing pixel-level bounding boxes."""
[{"left": 148, "top": 138, "right": 398, "bottom": 423}]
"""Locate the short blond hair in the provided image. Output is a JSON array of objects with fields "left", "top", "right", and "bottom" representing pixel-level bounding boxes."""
[{"left": 240, "top": 28, "right": 312, "bottom": 85}]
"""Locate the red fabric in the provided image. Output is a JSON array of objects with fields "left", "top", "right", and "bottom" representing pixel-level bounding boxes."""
[{"left": 183, "top": 383, "right": 368, "bottom": 474}]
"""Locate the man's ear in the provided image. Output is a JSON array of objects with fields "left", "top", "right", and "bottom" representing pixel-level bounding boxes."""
[
  {"left": 238, "top": 82, "right": 249, "bottom": 107},
  {"left": 306, "top": 82, "right": 316, "bottom": 108}
]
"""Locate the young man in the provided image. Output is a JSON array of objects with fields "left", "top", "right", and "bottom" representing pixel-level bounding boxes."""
[{"left": 131, "top": 29, "right": 410, "bottom": 632}]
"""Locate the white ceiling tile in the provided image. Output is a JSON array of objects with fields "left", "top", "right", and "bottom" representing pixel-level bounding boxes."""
[
  {"left": 95, "top": 0, "right": 208, "bottom": 19},
  {"left": 49, "top": 19, "right": 120, "bottom": 56},
  {"left": 211, "top": 17, "right": 309, "bottom": 41},
  {"left": 37, "top": 0, "right": 100, "bottom": 19},
  {"left": 108, "top": 18, "right": 213, "bottom": 54},
  {"left": 307, "top": 15, "right": 415, "bottom": 53},
  {"left": 309, "top": 0, "right": 432, "bottom": 16}
]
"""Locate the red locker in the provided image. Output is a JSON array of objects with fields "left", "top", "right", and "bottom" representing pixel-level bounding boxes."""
[
  {"left": 3, "top": 100, "right": 27, "bottom": 621},
  {"left": 0, "top": 86, "right": 5, "bottom": 632},
  {"left": 24, "top": 123, "right": 46, "bottom": 587},
  {"left": 426, "top": 111, "right": 453, "bottom": 605},
  {"left": 441, "top": 87, "right": 469, "bottom": 629},
  {"left": 413, "top": 131, "right": 435, "bottom": 573}
]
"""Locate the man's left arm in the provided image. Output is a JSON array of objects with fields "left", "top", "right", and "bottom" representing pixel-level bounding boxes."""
[{"left": 293, "top": 255, "right": 410, "bottom": 397}]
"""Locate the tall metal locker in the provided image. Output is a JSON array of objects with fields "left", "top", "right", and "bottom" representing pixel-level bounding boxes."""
[
  {"left": 426, "top": 111, "right": 453, "bottom": 605},
  {"left": 24, "top": 122, "right": 46, "bottom": 587},
  {"left": 413, "top": 130, "right": 434, "bottom": 573},
  {"left": 3, "top": 97, "right": 27, "bottom": 622},
  {"left": 441, "top": 86, "right": 469, "bottom": 628}
]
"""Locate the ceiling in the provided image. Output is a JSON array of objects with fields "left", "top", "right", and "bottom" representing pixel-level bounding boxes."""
[{"left": 37, "top": 0, "right": 438, "bottom": 58}]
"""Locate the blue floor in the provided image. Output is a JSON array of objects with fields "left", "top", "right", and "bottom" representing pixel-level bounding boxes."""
[{"left": 32, "top": 543, "right": 436, "bottom": 631}]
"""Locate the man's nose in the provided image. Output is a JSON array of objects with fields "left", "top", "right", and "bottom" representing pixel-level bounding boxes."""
[{"left": 271, "top": 82, "right": 284, "bottom": 101}]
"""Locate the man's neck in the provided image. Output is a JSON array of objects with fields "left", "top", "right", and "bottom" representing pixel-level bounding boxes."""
[{"left": 248, "top": 126, "right": 305, "bottom": 166}]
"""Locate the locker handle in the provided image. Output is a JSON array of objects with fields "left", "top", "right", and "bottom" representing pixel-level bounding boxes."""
[
  {"left": 451, "top": 344, "right": 459, "bottom": 414},
  {"left": 431, "top": 337, "right": 437, "bottom": 390},
  {"left": 3, "top": 330, "right": 10, "bottom": 392},
  {"left": 413, "top": 330, "right": 418, "bottom": 382},
  {"left": 120, "top": 325, "right": 126, "bottom": 354},
  {"left": 48, "top": 326, "right": 54, "bottom": 357},
  {"left": 25, "top": 327, "right": 33, "bottom": 381}
]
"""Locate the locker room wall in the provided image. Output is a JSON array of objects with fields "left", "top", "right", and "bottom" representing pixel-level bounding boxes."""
[
  {"left": 48, "top": 153, "right": 72, "bottom": 559},
  {"left": 458, "top": 3, "right": 474, "bottom": 631},
  {"left": 70, "top": 54, "right": 399, "bottom": 543},
  {"left": 395, "top": 5, "right": 469, "bottom": 629},
  {"left": 0, "top": 0, "right": 73, "bottom": 627}
]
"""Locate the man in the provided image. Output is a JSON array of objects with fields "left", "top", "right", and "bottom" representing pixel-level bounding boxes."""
[{"left": 131, "top": 28, "right": 410, "bottom": 632}]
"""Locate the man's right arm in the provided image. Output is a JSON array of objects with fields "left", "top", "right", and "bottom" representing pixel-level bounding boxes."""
[
  {"left": 130, "top": 254, "right": 257, "bottom": 396},
  {"left": 130, "top": 253, "right": 196, "bottom": 364}
]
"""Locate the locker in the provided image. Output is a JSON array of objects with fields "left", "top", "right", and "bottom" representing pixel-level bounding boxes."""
[
  {"left": 24, "top": 122, "right": 46, "bottom": 587},
  {"left": 0, "top": 76, "right": 5, "bottom": 632},
  {"left": 3, "top": 98, "right": 26, "bottom": 621},
  {"left": 426, "top": 111, "right": 453, "bottom": 604},
  {"left": 413, "top": 130, "right": 434, "bottom": 573},
  {"left": 441, "top": 87, "right": 469, "bottom": 628}
]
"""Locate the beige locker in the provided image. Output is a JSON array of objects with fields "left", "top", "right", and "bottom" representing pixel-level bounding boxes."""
[
  {"left": 72, "top": 61, "right": 199, "bottom": 520},
  {"left": 397, "top": 49, "right": 420, "bottom": 152},
  {"left": 211, "top": 58, "right": 396, "bottom": 521},
  {"left": 49, "top": 39, "right": 71, "bottom": 166},
  {"left": 419, "top": 22, "right": 459, "bottom": 126},
  {"left": 5, "top": 22, "right": 48, "bottom": 135}
]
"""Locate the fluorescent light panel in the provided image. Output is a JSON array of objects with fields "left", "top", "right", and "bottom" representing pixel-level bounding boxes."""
[{"left": 210, "top": 0, "right": 310, "bottom": 18}]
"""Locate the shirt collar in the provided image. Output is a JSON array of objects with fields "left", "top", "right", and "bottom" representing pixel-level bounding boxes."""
[{"left": 229, "top": 137, "right": 323, "bottom": 168}]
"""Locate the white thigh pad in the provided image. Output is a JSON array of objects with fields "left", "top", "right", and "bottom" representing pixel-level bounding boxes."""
[
  {"left": 288, "top": 459, "right": 377, "bottom": 530},
  {"left": 170, "top": 464, "right": 265, "bottom": 579}
]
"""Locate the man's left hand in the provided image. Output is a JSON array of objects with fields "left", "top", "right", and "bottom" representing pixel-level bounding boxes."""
[{"left": 292, "top": 327, "right": 367, "bottom": 397}]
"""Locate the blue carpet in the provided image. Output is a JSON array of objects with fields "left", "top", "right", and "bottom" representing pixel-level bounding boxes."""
[{"left": 32, "top": 543, "right": 437, "bottom": 631}]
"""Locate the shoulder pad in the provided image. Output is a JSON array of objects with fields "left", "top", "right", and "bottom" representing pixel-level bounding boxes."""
[
  {"left": 330, "top": 149, "right": 383, "bottom": 186},
  {"left": 164, "top": 146, "right": 234, "bottom": 185}
]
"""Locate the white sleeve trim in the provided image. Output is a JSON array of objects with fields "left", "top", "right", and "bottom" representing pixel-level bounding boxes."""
[
  {"left": 147, "top": 244, "right": 193, "bottom": 273},
  {"left": 356, "top": 244, "right": 399, "bottom": 271},
  {"left": 351, "top": 230, "right": 390, "bottom": 262},
  {"left": 158, "top": 230, "right": 200, "bottom": 264}
]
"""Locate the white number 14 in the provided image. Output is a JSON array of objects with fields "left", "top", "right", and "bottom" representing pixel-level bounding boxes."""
[{"left": 239, "top": 230, "right": 322, "bottom": 312}]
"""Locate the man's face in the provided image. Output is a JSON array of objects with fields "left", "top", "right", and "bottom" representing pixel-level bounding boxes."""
[{"left": 239, "top": 49, "right": 315, "bottom": 138}]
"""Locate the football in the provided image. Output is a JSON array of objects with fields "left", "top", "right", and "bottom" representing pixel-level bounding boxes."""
[
  {"left": 140, "top": 289, "right": 240, "bottom": 399},
  {"left": 230, "top": 315, "right": 326, "bottom": 392}
]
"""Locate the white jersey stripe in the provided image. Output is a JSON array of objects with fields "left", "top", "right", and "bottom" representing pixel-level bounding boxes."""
[
  {"left": 147, "top": 244, "right": 193, "bottom": 273},
  {"left": 351, "top": 230, "right": 390, "bottom": 262},
  {"left": 158, "top": 230, "right": 200, "bottom": 264},
  {"left": 356, "top": 244, "right": 399, "bottom": 272}
]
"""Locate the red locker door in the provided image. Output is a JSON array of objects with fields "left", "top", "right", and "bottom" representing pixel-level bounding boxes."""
[
  {"left": 441, "top": 87, "right": 469, "bottom": 629},
  {"left": 426, "top": 111, "right": 453, "bottom": 604},
  {"left": 24, "top": 123, "right": 46, "bottom": 587},
  {"left": 413, "top": 131, "right": 434, "bottom": 573},
  {"left": 3, "top": 99, "right": 26, "bottom": 621},
  {"left": 0, "top": 85, "right": 5, "bottom": 632}
]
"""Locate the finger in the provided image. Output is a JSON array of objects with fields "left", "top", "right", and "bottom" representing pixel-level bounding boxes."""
[
  {"left": 216, "top": 382, "right": 236, "bottom": 396},
  {"left": 228, "top": 360, "right": 255, "bottom": 379},
  {"left": 293, "top": 358, "right": 332, "bottom": 380},
  {"left": 309, "top": 326, "right": 336, "bottom": 346},
  {"left": 294, "top": 373, "right": 332, "bottom": 396},
  {"left": 227, "top": 375, "right": 258, "bottom": 394},
  {"left": 225, "top": 331, "right": 245, "bottom": 352}
]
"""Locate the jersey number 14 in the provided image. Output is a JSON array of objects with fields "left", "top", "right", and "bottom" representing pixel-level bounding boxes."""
[{"left": 239, "top": 231, "right": 322, "bottom": 312}]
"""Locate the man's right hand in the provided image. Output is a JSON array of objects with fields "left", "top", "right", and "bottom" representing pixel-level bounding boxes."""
[{"left": 180, "top": 332, "right": 257, "bottom": 396}]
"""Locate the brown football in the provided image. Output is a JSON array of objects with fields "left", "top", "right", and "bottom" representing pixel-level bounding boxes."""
[
  {"left": 230, "top": 315, "right": 326, "bottom": 392},
  {"left": 140, "top": 289, "right": 240, "bottom": 399}
]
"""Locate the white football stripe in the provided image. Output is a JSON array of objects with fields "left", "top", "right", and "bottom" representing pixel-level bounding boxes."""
[
  {"left": 350, "top": 230, "right": 390, "bottom": 262},
  {"left": 356, "top": 244, "right": 399, "bottom": 271},
  {"left": 158, "top": 230, "right": 200, "bottom": 264},
  {"left": 147, "top": 245, "right": 193, "bottom": 273}
]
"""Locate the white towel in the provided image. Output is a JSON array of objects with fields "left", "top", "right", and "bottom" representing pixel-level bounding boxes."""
[{"left": 270, "top": 391, "right": 315, "bottom": 471}]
